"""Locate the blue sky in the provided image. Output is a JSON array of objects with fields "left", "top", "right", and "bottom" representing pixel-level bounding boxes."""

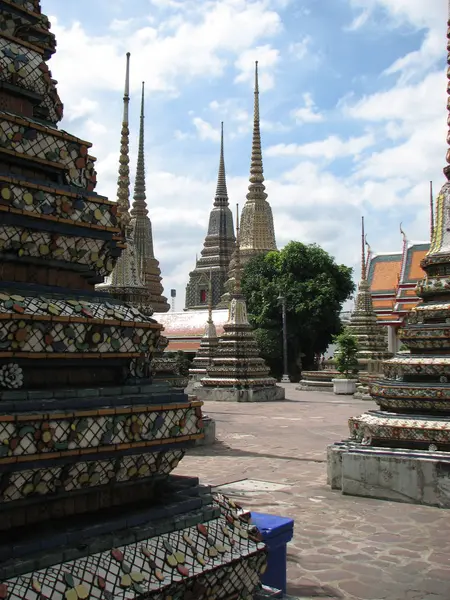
[{"left": 42, "top": 0, "right": 447, "bottom": 309}]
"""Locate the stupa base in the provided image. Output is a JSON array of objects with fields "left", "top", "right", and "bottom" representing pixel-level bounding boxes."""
[
  {"left": 195, "top": 385, "right": 285, "bottom": 403},
  {"left": 2, "top": 477, "right": 267, "bottom": 599},
  {"left": 327, "top": 442, "right": 450, "bottom": 508}
]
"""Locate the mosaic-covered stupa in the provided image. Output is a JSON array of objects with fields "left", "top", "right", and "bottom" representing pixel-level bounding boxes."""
[
  {"left": 197, "top": 207, "right": 284, "bottom": 402},
  {"left": 218, "top": 62, "right": 277, "bottom": 307},
  {"left": 0, "top": 2, "right": 267, "bottom": 597},
  {"left": 185, "top": 123, "right": 235, "bottom": 310},
  {"left": 328, "top": 13, "right": 450, "bottom": 507},
  {"left": 96, "top": 56, "right": 155, "bottom": 314},
  {"left": 189, "top": 271, "right": 219, "bottom": 382},
  {"left": 348, "top": 218, "right": 391, "bottom": 399}
]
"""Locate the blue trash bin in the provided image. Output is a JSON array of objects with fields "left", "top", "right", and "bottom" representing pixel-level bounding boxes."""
[{"left": 251, "top": 512, "right": 294, "bottom": 594}]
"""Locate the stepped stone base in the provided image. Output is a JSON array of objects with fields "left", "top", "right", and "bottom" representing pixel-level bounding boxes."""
[
  {"left": 195, "top": 385, "right": 285, "bottom": 403},
  {"left": 327, "top": 443, "right": 450, "bottom": 508}
]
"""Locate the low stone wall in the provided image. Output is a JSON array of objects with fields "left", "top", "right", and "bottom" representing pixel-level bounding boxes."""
[{"left": 327, "top": 443, "right": 450, "bottom": 508}]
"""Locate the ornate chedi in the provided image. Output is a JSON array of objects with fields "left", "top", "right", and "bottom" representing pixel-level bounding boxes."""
[
  {"left": 189, "top": 270, "right": 219, "bottom": 382},
  {"left": 0, "top": 3, "right": 267, "bottom": 598},
  {"left": 96, "top": 56, "right": 154, "bottom": 313},
  {"left": 328, "top": 15, "right": 450, "bottom": 507},
  {"left": 219, "top": 62, "right": 277, "bottom": 307},
  {"left": 349, "top": 218, "right": 391, "bottom": 400},
  {"left": 196, "top": 206, "right": 284, "bottom": 402},
  {"left": 185, "top": 123, "right": 235, "bottom": 310},
  {"left": 130, "top": 82, "right": 169, "bottom": 313}
]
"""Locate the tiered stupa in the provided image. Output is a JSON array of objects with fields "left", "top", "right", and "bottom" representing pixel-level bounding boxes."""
[
  {"left": 328, "top": 14, "right": 450, "bottom": 507},
  {"left": 185, "top": 123, "right": 235, "bottom": 309},
  {"left": 349, "top": 218, "right": 391, "bottom": 399},
  {"left": 196, "top": 206, "right": 285, "bottom": 402},
  {"left": 189, "top": 270, "right": 219, "bottom": 381},
  {"left": 96, "top": 55, "right": 153, "bottom": 312},
  {"left": 130, "top": 82, "right": 170, "bottom": 313},
  {"left": 0, "top": 3, "right": 267, "bottom": 598},
  {"left": 219, "top": 61, "right": 277, "bottom": 307}
]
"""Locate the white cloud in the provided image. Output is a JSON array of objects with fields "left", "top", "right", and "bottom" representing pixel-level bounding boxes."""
[
  {"left": 291, "top": 92, "right": 323, "bottom": 124},
  {"left": 192, "top": 117, "right": 221, "bottom": 141},
  {"left": 288, "top": 36, "right": 311, "bottom": 60},
  {"left": 66, "top": 98, "right": 99, "bottom": 122},
  {"left": 267, "top": 133, "right": 375, "bottom": 160}
]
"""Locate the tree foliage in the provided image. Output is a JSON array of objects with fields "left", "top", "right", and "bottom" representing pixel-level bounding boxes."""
[
  {"left": 333, "top": 330, "right": 359, "bottom": 378},
  {"left": 241, "top": 241, "right": 355, "bottom": 377}
]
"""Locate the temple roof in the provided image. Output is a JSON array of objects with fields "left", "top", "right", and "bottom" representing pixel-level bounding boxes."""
[
  {"left": 155, "top": 309, "right": 229, "bottom": 351},
  {"left": 367, "top": 252, "right": 402, "bottom": 294}
]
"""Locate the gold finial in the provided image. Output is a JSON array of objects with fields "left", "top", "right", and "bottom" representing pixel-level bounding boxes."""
[
  {"left": 400, "top": 222, "right": 407, "bottom": 243},
  {"left": 361, "top": 216, "right": 366, "bottom": 281},
  {"left": 234, "top": 203, "right": 241, "bottom": 294},
  {"left": 430, "top": 180, "right": 434, "bottom": 240},
  {"left": 116, "top": 52, "right": 131, "bottom": 229}
]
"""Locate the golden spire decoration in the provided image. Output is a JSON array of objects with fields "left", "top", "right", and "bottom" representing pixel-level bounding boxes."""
[{"left": 116, "top": 52, "right": 131, "bottom": 230}]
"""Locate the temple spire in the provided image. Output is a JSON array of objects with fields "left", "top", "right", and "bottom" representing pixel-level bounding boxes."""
[
  {"left": 215, "top": 122, "right": 228, "bottom": 205},
  {"left": 131, "top": 81, "right": 148, "bottom": 218},
  {"left": 117, "top": 52, "right": 131, "bottom": 229},
  {"left": 430, "top": 180, "right": 434, "bottom": 240},
  {"left": 234, "top": 204, "right": 241, "bottom": 295},
  {"left": 361, "top": 216, "right": 366, "bottom": 281},
  {"left": 247, "top": 60, "right": 267, "bottom": 201},
  {"left": 446, "top": 1, "right": 450, "bottom": 180}
]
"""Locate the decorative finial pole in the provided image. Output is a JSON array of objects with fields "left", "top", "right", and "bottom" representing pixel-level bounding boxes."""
[
  {"left": 131, "top": 81, "right": 148, "bottom": 218},
  {"left": 445, "top": 5, "right": 450, "bottom": 179},
  {"left": 116, "top": 52, "right": 131, "bottom": 229},
  {"left": 234, "top": 203, "right": 241, "bottom": 295},
  {"left": 246, "top": 60, "right": 267, "bottom": 202},
  {"left": 361, "top": 216, "right": 366, "bottom": 281},
  {"left": 430, "top": 181, "right": 434, "bottom": 240}
]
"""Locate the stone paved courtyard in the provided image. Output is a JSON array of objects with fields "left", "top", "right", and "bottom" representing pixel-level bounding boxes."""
[{"left": 175, "top": 384, "right": 450, "bottom": 600}]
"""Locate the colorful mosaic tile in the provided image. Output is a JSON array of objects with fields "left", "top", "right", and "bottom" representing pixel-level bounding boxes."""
[
  {"left": 0, "top": 404, "right": 202, "bottom": 459},
  {"left": 0, "top": 449, "right": 184, "bottom": 503},
  {"left": 0, "top": 177, "right": 118, "bottom": 230},
  {"left": 0, "top": 116, "right": 95, "bottom": 190}
]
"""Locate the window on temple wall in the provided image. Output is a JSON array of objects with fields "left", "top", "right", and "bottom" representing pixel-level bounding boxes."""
[{"left": 200, "top": 288, "right": 207, "bottom": 304}]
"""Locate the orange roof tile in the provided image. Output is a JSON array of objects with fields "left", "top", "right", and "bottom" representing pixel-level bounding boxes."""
[
  {"left": 370, "top": 260, "right": 402, "bottom": 292},
  {"left": 407, "top": 249, "right": 428, "bottom": 281}
]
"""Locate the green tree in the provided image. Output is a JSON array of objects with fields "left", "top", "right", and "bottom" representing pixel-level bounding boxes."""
[
  {"left": 241, "top": 241, "right": 355, "bottom": 377},
  {"left": 333, "top": 330, "right": 359, "bottom": 378}
]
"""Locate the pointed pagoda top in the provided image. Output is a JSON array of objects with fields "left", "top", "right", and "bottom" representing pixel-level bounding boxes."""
[
  {"left": 445, "top": 0, "right": 450, "bottom": 180},
  {"left": 131, "top": 81, "right": 148, "bottom": 218},
  {"left": 214, "top": 122, "right": 229, "bottom": 206},
  {"left": 116, "top": 52, "right": 131, "bottom": 230},
  {"left": 234, "top": 203, "right": 242, "bottom": 296},
  {"left": 361, "top": 216, "right": 366, "bottom": 281},
  {"left": 246, "top": 60, "right": 267, "bottom": 202}
]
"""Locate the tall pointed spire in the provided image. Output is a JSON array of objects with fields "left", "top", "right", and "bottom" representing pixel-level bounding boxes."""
[
  {"left": 361, "top": 216, "right": 366, "bottom": 281},
  {"left": 246, "top": 61, "right": 267, "bottom": 202},
  {"left": 129, "top": 81, "right": 170, "bottom": 313},
  {"left": 430, "top": 180, "right": 434, "bottom": 240},
  {"left": 185, "top": 123, "right": 235, "bottom": 310},
  {"left": 96, "top": 54, "right": 153, "bottom": 311},
  {"left": 131, "top": 81, "right": 148, "bottom": 219},
  {"left": 117, "top": 52, "right": 131, "bottom": 230},
  {"left": 234, "top": 203, "right": 242, "bottom": 296},
  {"left": 215, "top": 122, "right": 228, "bottom": 205},
  {"left": 218, "top": 62, "right": 277, "bottom": 306}
]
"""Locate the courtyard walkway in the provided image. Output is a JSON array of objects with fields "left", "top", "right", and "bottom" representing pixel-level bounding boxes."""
[{"left": 175, "top": 384, "right": 450, "bottom": 600}]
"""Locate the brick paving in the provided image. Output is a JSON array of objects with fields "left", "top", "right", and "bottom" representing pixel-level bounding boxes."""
[{"left": 175, "top": 384, "right": 450, "bottom": 600}]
